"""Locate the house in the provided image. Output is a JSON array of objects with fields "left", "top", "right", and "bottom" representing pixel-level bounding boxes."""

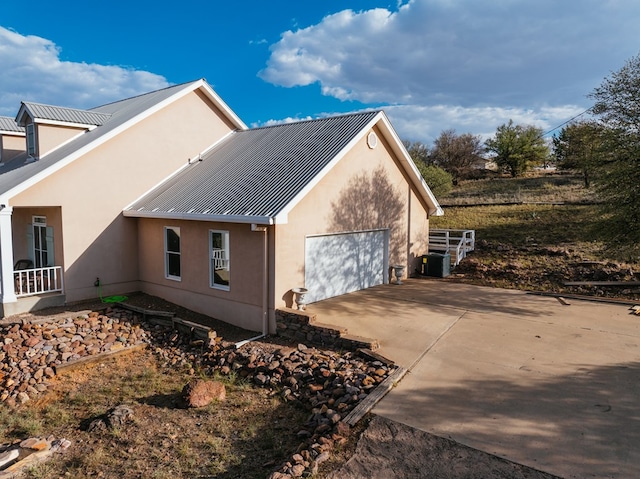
[{"left": 0, "top": 79, "right": 442, "bottom": 333}]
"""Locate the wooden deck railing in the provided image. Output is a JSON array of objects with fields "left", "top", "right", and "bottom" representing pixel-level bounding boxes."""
[
  {"left": 428, "top": 229, "right": 475, "bottom": 266},
  {"left": 14, "top": 266, "right": 64, "bottom": 297}
]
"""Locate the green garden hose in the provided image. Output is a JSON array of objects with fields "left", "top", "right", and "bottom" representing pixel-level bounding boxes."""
[{"left": 97, "top": 283, "right": 128, "bottom": 303}]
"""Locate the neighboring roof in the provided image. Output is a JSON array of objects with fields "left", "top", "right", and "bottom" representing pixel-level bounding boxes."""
[
  {"left": 0, "top": 116, "right": 25, "bottom": 135},
  {"left": 0, "top": 79, "right": 246, "bottom": 200},
  {"left": 124, "top": 111, "right": 443, "bottom": 225},
  {"left": 16, "top": 102, "right": 111, "bottom": 127}
]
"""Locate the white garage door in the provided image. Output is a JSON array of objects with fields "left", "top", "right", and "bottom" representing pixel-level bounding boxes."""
[{"left": 305, "top": 229, "right": 389, "bottom": 303}]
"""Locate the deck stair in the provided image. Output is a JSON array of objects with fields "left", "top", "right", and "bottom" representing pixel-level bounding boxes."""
[{"left": 428, "top": 229, "right": 475, "bottom": 266}]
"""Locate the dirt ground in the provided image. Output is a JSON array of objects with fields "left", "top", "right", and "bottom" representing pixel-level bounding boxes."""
[
  {"left": 119, "top": 292, "right": 563, "bottom": 477},
  {"left": 3, "top": 290, "right": 571, "bottom": 478},
  {"left": 326, "top": 415, "right": 560, "bottom": 479}
]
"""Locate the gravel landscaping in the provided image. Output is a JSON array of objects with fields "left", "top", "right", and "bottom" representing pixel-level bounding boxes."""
[{"left": 0, "top": 295, "right": 394, "bottom": 478}]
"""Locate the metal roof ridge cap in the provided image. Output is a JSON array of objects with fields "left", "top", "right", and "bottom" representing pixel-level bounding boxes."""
[
  {"left": 16, "top": 102, "right": 111, "bottom": 125},
  {"left": 247, "top": 109, "right": 379, "bottom": 132},
  {"left": 198, "top": 129, "right": 238, "bottom": 158}
]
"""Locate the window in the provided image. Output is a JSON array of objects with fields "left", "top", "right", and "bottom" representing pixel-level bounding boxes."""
[
  {"left": 26, "top": 123, "right": 36, "bottom": 157},
  {"left": 210, "top": 230, "right": 229, "bottom": 290},
  {"left": 164, "top": 227, "right": 181, "bottom": 280},
  {"left": 31, "top": 216, "right": 52, "bottom": 268}
]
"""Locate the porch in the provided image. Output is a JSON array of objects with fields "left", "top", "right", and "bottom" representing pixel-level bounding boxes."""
[
  {"left": 14, "top": 264, "right": 64, "bottom": 297},
  {"left": 2, "top": 265, "right": 66, "bottom": 317},
  {"left": 428, "top": 229, "right": 475, "bottom": 266}
]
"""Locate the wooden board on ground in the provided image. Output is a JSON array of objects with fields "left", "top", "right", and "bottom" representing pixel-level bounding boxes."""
[
  {"left": 54, "top": 343, "right": 148, "bottom": 375},
  {"left": 342, "top": 366, "right": 407, "bottom": 427}
]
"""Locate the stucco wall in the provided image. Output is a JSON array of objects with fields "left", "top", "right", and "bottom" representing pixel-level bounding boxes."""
[
  {"left": 36, "top": 124, "right": 86, "bottom": 158},
  {"left": 273, "top": 126, "right": 431, "bottom": 308},
  {"left": 408, "top": 187, "right": 431, "bottom": 274},
  {"left": 9, "top": 90, "right": 236, "bottom": 302},
  {"left": 0, "top": 135, "right": 25, "bottom": 163},
  {"left": 137, "top": 218, "right": 268, "bottom": 333}
]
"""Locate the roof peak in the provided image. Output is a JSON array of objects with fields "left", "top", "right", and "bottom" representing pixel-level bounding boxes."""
[
  {"left": 249, "top": 110, "right": 382, "bottom": 132},
  {"left": 89, "top": 79, "right": 203, "bottom": 111},
  {"left": 17, "top": 102, "right": 112, "bottom": 127}
]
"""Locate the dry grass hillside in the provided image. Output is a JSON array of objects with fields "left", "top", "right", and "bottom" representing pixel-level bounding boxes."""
[{"left": 432, "top": 171, "right": 640, "bottom": 300}]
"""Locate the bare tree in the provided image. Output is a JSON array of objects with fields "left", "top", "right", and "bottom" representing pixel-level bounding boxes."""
[
  {"left": 430, "top": 129, "right": 484, "bottom": 184},
  {"left": 402, "top": 140, "right": 431, "bottom": 166}
]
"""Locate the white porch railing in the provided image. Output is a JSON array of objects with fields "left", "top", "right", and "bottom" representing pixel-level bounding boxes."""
[
  {"left": 211, "top": 249, "right": 229, "bottom": 270},
  {"left": 14, "top": 266, "right": 64, "bottom": 297},
  {"left": 428, "top": 229, "right": 475, "bottom": 266}
]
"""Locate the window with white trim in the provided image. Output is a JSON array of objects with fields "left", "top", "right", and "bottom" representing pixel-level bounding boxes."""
[
  {"left": 31, "top": 216, "right": 52, "bottom": 268},
  {"left": 164, "top": 226, "right": 181, "bottom": 280},
  {"left": 26, "top": 123, "right": 36, "bottom": 157},
  {"left": 210, "top": 230, "right": 229, "bottom": 290}
]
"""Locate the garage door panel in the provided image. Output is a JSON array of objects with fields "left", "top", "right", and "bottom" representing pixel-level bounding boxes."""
[{"left": 305, "top": 230, "right": 388, "bottom": 303}]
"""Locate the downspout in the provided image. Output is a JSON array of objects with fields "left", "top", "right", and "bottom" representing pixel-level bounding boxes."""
[{"left": 234, "top": 223, "right": 269, "bottom": 348}]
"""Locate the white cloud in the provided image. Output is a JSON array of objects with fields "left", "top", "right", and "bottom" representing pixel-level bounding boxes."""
[
  {"left": 254, "top": 103, "right": 587, "bottom": 145},
  {"left": 384, "top": 103, "right": 587, "bottom": 144},
  {"left": 260, "top": 0, "right": 640, "bottom": 142},
  {"left": 251, "top": 116, "right": 315, "bottom": 128},
  {"left": 0, "top": 27, "right": 170, "bottom": 117}
]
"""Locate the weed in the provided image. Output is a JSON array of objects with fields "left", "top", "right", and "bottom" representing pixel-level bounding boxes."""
[{"left": 22, "top": 462, "right": 56, "bottom": 479}]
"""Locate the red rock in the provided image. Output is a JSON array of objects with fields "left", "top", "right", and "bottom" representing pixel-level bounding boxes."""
[
  {"left": 182, "top": 379, "right": 226, "bottom": 408},
  {"left": 20, "top": 437, "right": 50, "bottom": 451},
  {"left": 24, "top": 336, "right": 40, "bottom": 348}
]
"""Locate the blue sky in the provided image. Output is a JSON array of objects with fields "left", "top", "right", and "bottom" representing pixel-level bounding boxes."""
[{"left": 1, "top": 0, "right": 639, "bottom": 144}]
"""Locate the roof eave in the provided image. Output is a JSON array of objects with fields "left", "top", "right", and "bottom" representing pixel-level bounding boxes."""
[
  {"left": 30, "top": 118, "right": 99, "bottom": 130},
  {"left": 122, "top": 209, "right": 276, "bottom": 225},
  {"left": 197, "top": 79, "right": 248, "bottom": 131},
  {"left": 375, "top": 112, "right": 444, "bottom": 216}
]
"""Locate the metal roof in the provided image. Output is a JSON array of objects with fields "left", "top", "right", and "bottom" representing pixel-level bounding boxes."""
[
  {"left": 0, "top": 80, "right": 224, "bottom": 198},
  {"left": 18, "top": 102, "right": 111, "bottom": 126},
  {"left": 0, "top": 116, "right": 24, "bottom": 134},
  {"left": 125, "top": 111, "right": 381, "bottom": 223}
]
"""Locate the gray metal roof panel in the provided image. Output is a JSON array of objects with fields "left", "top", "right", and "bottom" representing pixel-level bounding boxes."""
[
  {"left": 0, "top": 81, "right": 202, "bottom": 197},
  {"left": 20, "top": 102, "right": 111, "bottom": 126},
  {"left": 126, "top": 111, "right": 380, "bottom": 220},
  {"left": 0, "top": 116, "right": 24, "bottom": 134}
]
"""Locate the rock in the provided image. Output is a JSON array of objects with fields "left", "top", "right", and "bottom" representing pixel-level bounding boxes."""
[
  {"left": 88, "top": 405, "right": 134, "bottom": 432},
  {"left": 254, "top": 373, "right": 269, "bottom": 386},
  {"left": 24, "top": 336, "right": 41, "bottom": 348},
  {"left": 20, "top": 437, "right": 51, "bottom": 451},
  {"left": 108, "top": 404, "right": 134, "bottom": 427},
  {"left": 182, "top": 379, "right": 226, "bottom": 408},
  {"left": 290, "top": 464, "right": 305, "bottom": 477}
]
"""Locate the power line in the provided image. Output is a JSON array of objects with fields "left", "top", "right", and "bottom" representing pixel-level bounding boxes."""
[{"left": 542, "top": 108, "right": 593, "bottom": 137}]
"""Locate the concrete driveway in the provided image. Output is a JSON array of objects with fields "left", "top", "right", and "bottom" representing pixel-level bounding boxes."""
[{"left": 308, "top": 279, "right": 640, "bottom": 479}]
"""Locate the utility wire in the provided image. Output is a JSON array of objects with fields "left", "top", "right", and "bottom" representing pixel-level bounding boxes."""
[{"left": 542, "top": 108, "right": 593, "bottom": 137}]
